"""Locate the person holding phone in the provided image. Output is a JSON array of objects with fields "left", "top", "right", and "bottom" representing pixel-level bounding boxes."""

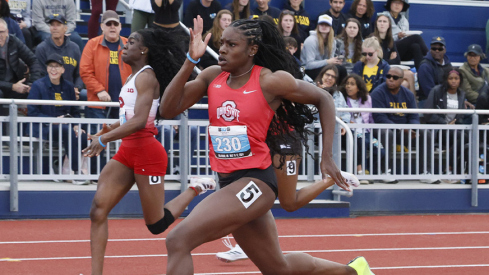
[
  {"left": 301, "top": 14, "right": 345, "bottom": 80},
  {"left": 336, "top": 18, "right": 363, "bottom": 73}
]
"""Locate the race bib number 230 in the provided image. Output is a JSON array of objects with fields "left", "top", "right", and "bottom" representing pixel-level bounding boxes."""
[{"left": 209, "top": 125, "right": 252, "bottom": 159}]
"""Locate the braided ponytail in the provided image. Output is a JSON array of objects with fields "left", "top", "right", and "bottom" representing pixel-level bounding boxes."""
[{"left": 230, "top": 19, "right": 318, "bottom": 168}]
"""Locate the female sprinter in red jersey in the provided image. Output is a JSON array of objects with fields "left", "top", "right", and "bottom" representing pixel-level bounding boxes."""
[
  {"left": 82, "top": 28, "right": 215, "bottom": 275},
  {"left": 159, "top": 16, "right": 374, "bottom": 275}
]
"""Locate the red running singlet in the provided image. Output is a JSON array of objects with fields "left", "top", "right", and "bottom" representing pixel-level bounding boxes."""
[{"left": 207, "top": 65, "right": 275, "bottom": 173}]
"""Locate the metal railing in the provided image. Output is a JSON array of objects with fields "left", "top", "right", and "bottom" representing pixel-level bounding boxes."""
[{"left": 3, "top": 99, "right": 488, "bottom": 211}]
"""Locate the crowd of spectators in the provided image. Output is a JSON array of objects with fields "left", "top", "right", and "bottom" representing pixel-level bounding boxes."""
[{"left": 1, "top": 0, "right": 488, "bottom": 182}]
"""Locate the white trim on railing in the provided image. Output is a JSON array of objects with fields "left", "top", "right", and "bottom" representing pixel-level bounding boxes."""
[
  {"left": 0, "top": 99, "right": 119, "bottom": 107},
  {"left": 118, "top": 0, "right": 130, "bottom": 10},
  {"left": 3, "top": 100, "right": 489, "bottom": 116}
]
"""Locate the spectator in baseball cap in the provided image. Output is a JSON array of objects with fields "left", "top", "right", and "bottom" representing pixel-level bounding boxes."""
[
  {"left": 35, "top": 13, "right": 83, "bottom": 97},
  {"left": 88, "top": 1, "right": 119, "bottom": 39},
  {"left": 460, "top": 44, "right": 489, "bottom": 104},
  {"left": 46, "top": 14, "right": 67, "bottom": 25},
  {"left": 45, "top": 53, "right": 64, "bottom": 66},
  {"left": 27, "top": 51, "right": 90, "bottom": 185},
  {"left": 301, "top": 13, "right": 345, "bottom": 80},
  {"left": 31, "top": 0, "right": 85, "bottom": 51},
  {"left": 417, "top": 36, "right": 452, "bottom": 102}
]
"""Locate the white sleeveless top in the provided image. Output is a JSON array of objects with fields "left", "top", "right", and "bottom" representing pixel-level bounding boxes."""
[{"left": 119, "top": 65, "right": 159, "bottom": 139}]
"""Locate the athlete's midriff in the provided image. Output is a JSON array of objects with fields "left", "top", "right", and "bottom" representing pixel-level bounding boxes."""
[{"left": 207, "top": 66, "right": 275, "bottom": 174}]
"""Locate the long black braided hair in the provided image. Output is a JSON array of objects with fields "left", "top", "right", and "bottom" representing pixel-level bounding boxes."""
[
  {"left": 137, "top": 27, "right": 188, "bottom": 119},
  {"left": 229, "top": 19, "right": 318, "bottom": 168}
]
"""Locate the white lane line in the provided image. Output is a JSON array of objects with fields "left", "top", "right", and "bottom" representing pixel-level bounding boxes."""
[
  {"left": 373, "top": 264, "right": 489, "bottom": 270},
  {"left": 193, "top": 265, "right": 489, "bottom": 274},
  {"left": 0, "top": 238, "right": 165, "bottom": 245},
  {"left": 2, "top": 246, "right": 489, "bottom": 262},
  {"left": 2, "top": 231, "right": 489, "bottom": 245}
]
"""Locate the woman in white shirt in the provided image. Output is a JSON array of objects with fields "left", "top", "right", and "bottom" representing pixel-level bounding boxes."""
[
  {"left": 424, "top": 68, "right": 469, "bottom": 178},
  {"left": 301, "top": 14, "right": 345, "bottom": 80}
]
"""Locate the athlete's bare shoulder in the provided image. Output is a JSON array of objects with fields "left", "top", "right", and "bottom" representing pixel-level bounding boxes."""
[
  {"left": 198, "top": 65, "right": 224, "bottom": 84},
  {"left": 141, "top": 66, "right": 156, "bottom": 76},
  {"left": 135, "top": 67, "right": 158, "bottom": 87},
  {"left": 259, "top": 68, "right": 298, "bottom": 97}
]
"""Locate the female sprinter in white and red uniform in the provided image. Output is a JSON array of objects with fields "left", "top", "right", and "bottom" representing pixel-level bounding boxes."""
[
  {"left": 82, "top": 28, "right": 214, "bottom": 275},
  {"left": 159, "top": 16, "right": 374, "bottom": 275}
]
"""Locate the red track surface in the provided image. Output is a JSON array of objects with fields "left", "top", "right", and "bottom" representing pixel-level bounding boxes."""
[{"left": 1, "top": 214, "right": 489, "bottom": 274}]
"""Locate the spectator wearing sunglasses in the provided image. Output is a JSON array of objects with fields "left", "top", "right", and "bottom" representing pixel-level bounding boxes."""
[
  {"left": 371, "top": 67, "right": 416, "bottom": 122},
  {"left": 352, "top": 36, "right": 390, "bottom": 92},
  {"left": 80, "top": 10, "right": 131, "bottom": 175},
  {"left": 81, "top": 10, "right": 131, "bottom": 122},
  {"left": 35, "top": 14, "right": 83, "bottom": 97},
  {"left": 88, "top": 1, "right": 119, "bottom": 39},
  {"left": 371, "top": 67, "right": 438, "bottom": 183},
  {"left": 418, "top": 36, "right": 452, "bottom": 105}
]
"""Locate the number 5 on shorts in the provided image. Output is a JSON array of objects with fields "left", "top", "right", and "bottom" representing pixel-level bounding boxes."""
[{"left": 237, "top": 181, "right": 262, "bottom": 209}]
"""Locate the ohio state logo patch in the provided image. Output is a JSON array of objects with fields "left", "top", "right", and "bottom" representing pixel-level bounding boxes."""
[{"left": 216, "top": 100, "right": 240, "bottom": 122}]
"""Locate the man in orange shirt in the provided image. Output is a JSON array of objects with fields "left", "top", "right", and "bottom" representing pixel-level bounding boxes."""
[
  {"left": 81, "top": 10, "right": 131, "bottom": 129},
  {"left": 80, "top": 10, "right": 131, "bottom": 173}
]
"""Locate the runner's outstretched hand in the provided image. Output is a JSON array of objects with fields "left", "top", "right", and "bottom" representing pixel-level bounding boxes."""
[
  {"left": 188, "top": 16, "right": 212, "bottom": 61},
  {"left": 321, "top": 155, "right": 351, "bottom": 192}
]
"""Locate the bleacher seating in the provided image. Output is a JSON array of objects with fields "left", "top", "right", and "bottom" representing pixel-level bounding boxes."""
[
  {"left": 75, "top": 0, "right": 132, "bottom": 41},
  {"left": 71, "top": 0, "right": 488, "bottom": 64}
]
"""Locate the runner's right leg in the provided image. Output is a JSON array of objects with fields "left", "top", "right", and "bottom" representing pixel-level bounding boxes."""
[{"left": 90, "top": 160, "right": 136, "bottom": 275}]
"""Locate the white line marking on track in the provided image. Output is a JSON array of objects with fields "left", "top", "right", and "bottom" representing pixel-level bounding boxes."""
[
  {"left": 193, "top": 265, "right": 489, "bottom": 274},
  {"left": 2, "top": 231, "right": 489, "bottom": 245},
  {"left": 2, "top": 246, "right": 489, "bottom": 262},
  {"left": 372, "top": 264, "right": 489, "bottom": 269},
  {"left": 0, "top": 238, "right": 165, "bottom": 244}
]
